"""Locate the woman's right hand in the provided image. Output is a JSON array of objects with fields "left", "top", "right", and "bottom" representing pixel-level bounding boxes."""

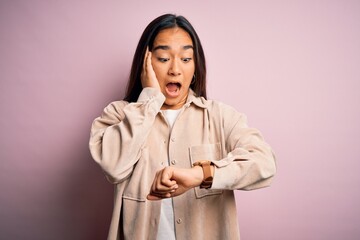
[
  {"left": 141, "top": 47, "right": 160, "bottom": 89},
  {"left": 147, "top": 166, "right": 204, "bottom": 201}
]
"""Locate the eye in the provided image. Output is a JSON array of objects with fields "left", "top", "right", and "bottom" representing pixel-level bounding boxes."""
[
  {"left": 182, "top": 58, "right": 192, "bottom": 63},
  {"left": 157, "top": 58, "right": 169, "bottom": 63}
]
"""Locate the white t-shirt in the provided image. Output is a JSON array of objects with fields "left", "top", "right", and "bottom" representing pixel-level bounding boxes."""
[{"left": 156, "top": 109, "right": 181, "bottom": 240}]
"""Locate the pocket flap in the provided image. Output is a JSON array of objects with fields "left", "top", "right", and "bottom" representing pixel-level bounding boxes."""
[{"left": 189, "top": 143, "right": 223, "bottom": 198}]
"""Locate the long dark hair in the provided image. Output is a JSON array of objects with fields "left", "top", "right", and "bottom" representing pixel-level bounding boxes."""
[{"left": 124, "top": 14, "right": 207, "bottom": 102}]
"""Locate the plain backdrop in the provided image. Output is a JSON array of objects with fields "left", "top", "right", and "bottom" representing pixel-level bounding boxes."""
[{"left": 1, "top": 0, "right": 359, "bottom": 239}]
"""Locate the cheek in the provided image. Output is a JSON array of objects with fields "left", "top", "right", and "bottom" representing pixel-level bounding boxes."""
[
  {"left": 185, "top": 65, "right": 195, "bottom": 80},
  {"left": 187, "top": 61, "right": 195, "bottom": 73},
  {"left": 151, "top": 62, "right": 165, "bottom": 79}
]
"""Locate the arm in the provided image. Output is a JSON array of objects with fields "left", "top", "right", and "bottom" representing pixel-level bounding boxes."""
[
  {"left": 211, "top": 107, "right": 276, "bottom": 190},
  {"left": 89, "top": 48, "right": 164, "bottom": 184},
  {"left": 147, "top": 165, "right": 204, "bottom": 200},
  {"left": 147, "top": 106, "right": 276, "bottom": 199},
  {"left": 89, "top": 89, "right": 165, "bottom": 184}
]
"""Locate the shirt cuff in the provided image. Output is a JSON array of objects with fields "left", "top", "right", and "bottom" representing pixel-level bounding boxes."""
[
  {"left": 137, "top": 87, "right": 164, "bottom": 101},
  {"left": 211, "top": 165, "right": 237, "bottom": 189},
  {"left": 137, "top": 87, "right": 166, "bottom": 109}
]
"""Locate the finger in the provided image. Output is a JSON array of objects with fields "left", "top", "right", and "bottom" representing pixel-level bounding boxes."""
[
  {"left": 150, "top": 172, "right": 169, "bottom": 194},
  {"left": 146, "top": 51, "right": 152, "bottom": 70},
  {"left": 148, "top": 189, "right": 173, "bottom": 199},
  {"left": 141, "top": 47, "right": 149, "bottom": 81},
  {"left": 145, "top": 51, "right": 153, "bottom": 81},
  {"left": 147, "top": 194, "right": 161, "bottom": 201},
  {"left": 147, "top": 192, "right": 172, "bottom": 201},
  {"left": 157, "top": 169, "right": 178, "bottom": 191},
  {"left": 144, "top": 47, "right": 149, "bottom": 67},
  {"left": 152, "top": 176, "right": 177, "bottom": 193},
  {"left": 150, "top": 171, "right": 178, "bottom": 195},
  {"left": 160, "top": 167, "right": 178, "bottom": 187}
]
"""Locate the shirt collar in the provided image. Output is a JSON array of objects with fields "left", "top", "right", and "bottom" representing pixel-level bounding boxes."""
[{"left": 185, "top": 88, "right": 207, "bottom": 109}]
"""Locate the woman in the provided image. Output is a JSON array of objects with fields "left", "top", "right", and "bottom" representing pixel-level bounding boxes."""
[{"left": 89, "top": 14, "right": 276, "bottom": 240}]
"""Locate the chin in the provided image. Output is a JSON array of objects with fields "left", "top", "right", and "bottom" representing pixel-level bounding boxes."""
[
  {"left": 163, "top": 100, "right": 181, "bottom": 109},
  {"left": 164, "top": 100, "right": 177, "bottom": 106}
]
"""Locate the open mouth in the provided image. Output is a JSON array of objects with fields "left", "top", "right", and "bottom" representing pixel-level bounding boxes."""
[{"left": 165, "top": 82, "right": 181, "bottom": 97}]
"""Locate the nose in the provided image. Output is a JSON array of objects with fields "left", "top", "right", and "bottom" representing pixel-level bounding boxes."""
[{"left": 168, "top": 59, "right": 181, "bottom": 76}]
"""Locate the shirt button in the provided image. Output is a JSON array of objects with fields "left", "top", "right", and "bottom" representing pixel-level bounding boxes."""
[
  {"left": 171, "top": 160, "right": 176, "bottom": 165},
  {"left": 171, "top": 137, "right": 175, "bottom": 142},
  {"left": 176, "top": 218, "right": 182, "bottom": 224}
]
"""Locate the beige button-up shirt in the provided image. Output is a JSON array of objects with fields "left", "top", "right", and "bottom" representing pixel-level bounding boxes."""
[{"left": 89, "top": 88, "right": 276, "bottom": 240}]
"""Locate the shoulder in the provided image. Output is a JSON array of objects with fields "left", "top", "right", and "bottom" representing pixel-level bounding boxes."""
[
  {"left": 199, "top": 97, "right": 246, "bottom": 118},
  {"left": 195, "top": 97, "right": 248, "bottom": 128},
  {"left": 104, "top": 100, "right": 129, "bottom": 111},
  {"left": 100, "top": 100, "right": 129, "bottom": 121}
]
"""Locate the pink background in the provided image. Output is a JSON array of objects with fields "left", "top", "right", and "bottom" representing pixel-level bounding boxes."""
[{"left": 1, "top": 1, "right": 359, "bottom": 239}]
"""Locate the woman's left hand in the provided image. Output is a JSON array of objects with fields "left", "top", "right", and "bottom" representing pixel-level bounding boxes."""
[{"left": 147, "top": 166, "right": 203, "bottom": 200}]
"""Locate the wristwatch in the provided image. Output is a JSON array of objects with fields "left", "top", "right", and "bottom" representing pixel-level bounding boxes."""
[{"left": 192, "top": 160, "right": 214, "bottom": 189}]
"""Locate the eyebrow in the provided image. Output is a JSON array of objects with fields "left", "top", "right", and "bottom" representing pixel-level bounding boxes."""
[{"left": 152, "top": 45, "right": 194, "bottom": 51}]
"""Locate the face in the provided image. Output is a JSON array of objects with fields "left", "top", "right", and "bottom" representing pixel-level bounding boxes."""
[{"left": 151, "top": 27, "right": 195, "bottom": 110}]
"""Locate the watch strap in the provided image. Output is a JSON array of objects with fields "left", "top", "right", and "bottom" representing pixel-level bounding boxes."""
[{"left": 193, "top": 160, "right": 214, "bottom": 189}]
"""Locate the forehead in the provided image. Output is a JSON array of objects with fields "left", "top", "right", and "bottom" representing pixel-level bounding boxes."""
[{"left": 153, "top": 27, "right": 193, "bottom": 47}]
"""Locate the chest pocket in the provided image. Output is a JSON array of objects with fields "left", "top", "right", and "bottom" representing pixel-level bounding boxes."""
[{"left": 189, "top": 143, "right": 223, "bottom": 198}]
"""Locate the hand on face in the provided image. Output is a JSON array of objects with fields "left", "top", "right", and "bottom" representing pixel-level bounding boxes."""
[
  {"left": 141, "top": 47, "right": 160, "bottom": 90},
  {"left": 142, "top": 28, "right": 195, "bottom": 110}
]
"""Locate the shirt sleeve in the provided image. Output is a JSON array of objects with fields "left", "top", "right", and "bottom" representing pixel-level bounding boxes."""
[
  {"left": 89, "top": 88, "right": 165, "bottom": 184},
  {"left": 210, "top": 105, "right": 277, "bottom": 190}
]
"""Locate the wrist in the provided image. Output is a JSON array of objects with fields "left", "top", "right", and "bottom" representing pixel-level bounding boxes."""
[
  {"left": 191, "top": 166, "right": 204, "bottom": 187},
  {"left": 192, "top": 161, "right": 214, "bottom": 189}
]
